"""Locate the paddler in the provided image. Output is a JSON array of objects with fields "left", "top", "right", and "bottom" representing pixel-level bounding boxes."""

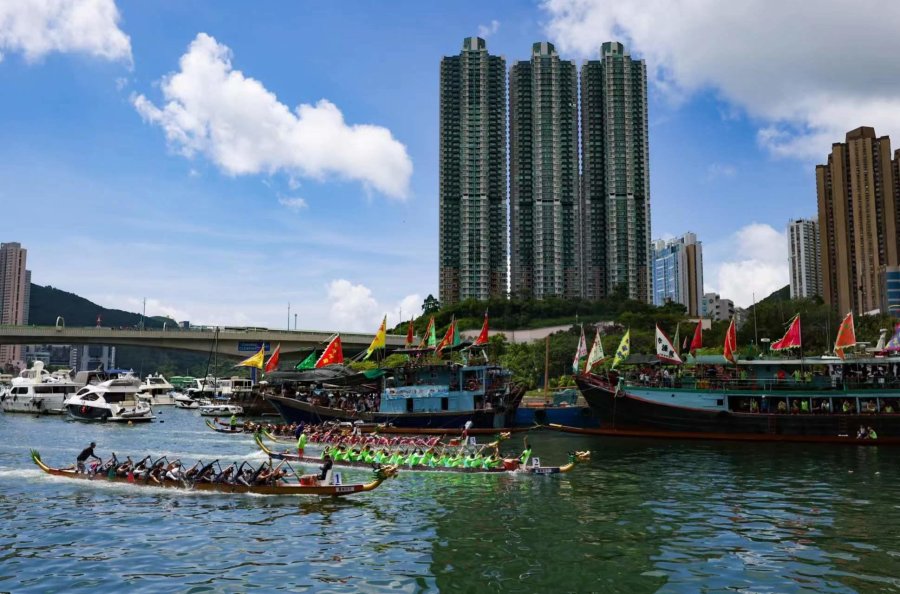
[
  {"left": 229, "top": 414, "right": 238, "bottom": 430},
  {"left": 76, "top": 442, "right": 101, "bottom": 474},
  {"left": 520, "top": 437, "right": 533, "bottom": 466},
  {"left": 296, "top": 430, "right": 308, "bottom": 458}
]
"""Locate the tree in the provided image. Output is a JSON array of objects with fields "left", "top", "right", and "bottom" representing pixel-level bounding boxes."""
[{"left": 422, "top": 294, "right": 440, "bottom": 315}]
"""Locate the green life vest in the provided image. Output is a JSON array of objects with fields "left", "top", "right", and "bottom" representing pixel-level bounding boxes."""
[
  {"left": 297, "top": 434, "right": 308, "bottom": 448},
  {"left": 521, "top": 448, "right": 532, "bottom": 465}
]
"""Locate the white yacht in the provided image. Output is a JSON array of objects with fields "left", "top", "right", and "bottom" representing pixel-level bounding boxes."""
[
  {"left": 173, "top": 393, "right": 202, "bottom": 409},
  {"left": 136, "top": 373, "right": 177, "bottom": 405},
  {"left": 198, "top": 402, "right": 243, "bottom": 416},
  {"left": 64, "top": 372, "right": 153, "bottom": 423},
  {"left": 0, "top": 362, "right": 80, "bottom": 415},
  {"left": 217, "top": 377, "right": 253, "bottom": 398}
]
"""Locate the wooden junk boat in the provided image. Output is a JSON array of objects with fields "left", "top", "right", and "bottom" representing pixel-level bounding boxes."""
[{"left": 30, "top": 450, "right": 398, "bottom": 497}]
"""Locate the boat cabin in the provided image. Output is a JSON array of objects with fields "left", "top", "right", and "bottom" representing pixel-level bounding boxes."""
[{"left": 380, "top": 364, "right": 510, "bottom": 414}]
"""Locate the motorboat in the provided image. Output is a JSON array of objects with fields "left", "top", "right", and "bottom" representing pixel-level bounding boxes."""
[
  {"left": 64, "top": 377, "right": 154, "bottom": 423},
  {"left": 173, "top": 393, "right": 203, "bottom": 409},
  {"left": 198, "top": 402, "right": 243, "bottom": 417},
  {"left": 0, "top": 361, "right": 80, "bottom": 415},
  {"left": 136, "top": 373, "right": 177, "bottom": 405}
]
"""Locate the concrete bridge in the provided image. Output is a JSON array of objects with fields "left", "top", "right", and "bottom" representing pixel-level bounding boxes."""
[{"left": 0, "top": 325, "right": 407, "bottom": 359}]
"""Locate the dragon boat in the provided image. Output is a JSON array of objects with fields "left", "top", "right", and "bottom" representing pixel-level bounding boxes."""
[
  {"left": 254, "top": 434, "right": 589, "bottom": 476},
  {"left": 30, "top": 450, "right": 398, "bottom": 497},
  {"left": 205, "top": 420, "right": 245, "bottom": 434}
]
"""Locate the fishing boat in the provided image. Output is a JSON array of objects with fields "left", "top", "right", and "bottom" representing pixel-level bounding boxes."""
[
  {"left": 254, "top": 433, "right": 589, "bottom": 475},
  {"left": 266, "top": 362, "right": 525, "bottom": 430},
  {"left": 29, "top": 450, "right": 398, "bottom": 496},
  {"left": 575, "top": 358, "right": 900, "bottom": 442}
]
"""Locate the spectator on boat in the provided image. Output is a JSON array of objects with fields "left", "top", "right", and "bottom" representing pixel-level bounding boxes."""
[
  {"left": 790, "top": 401, "right": 800, "bottom": 414},
  {"left": 776, "top": 369, "right": 786, "bottom": 383},
  {"left": 821, "top": 400, "right": 831, "bottom": 413},
  {"left": 885, "top": 402, "right": 895, "bottom": 414},
  {"left": 842, "top": 400, "right": 852, "bottom": 413},
  {"left": 760, "top": 397, "right": 769, "bottom": 413},
  {"left": 866, "top": 400, "right": 877, "bottom": 413},
  {"left": 76, "top": 442, "right": 101, "bottom": 474},
  {"left": 800, "top": 400, "right": 810, "bottom": 413},
  {"left": 777, "top": 401, "right": 787, "bottom": 413},
  {"left": 749, "top": 399, "right": 759, "bottom": 413},
  {"left": 867, "top": 426, "right": 878, "bottom": 440},
  {"left": 856, "top": 425, "right": 867, "bottom": 439}
]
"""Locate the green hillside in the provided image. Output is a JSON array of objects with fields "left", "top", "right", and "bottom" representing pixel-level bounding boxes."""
[{"left": 28, "top": 284, "right": 211, "bottom": 375}]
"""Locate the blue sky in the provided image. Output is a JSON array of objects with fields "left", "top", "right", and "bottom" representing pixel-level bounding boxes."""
[{"left": 2, "top": 1, "right": 898, "bottom": 330}]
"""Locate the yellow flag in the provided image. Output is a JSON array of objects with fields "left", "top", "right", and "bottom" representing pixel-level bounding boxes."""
[
  {"left": 611, "top": 330, "right": 630, "bottom": 370},
  {"left": 365, "top": 315, "right": 387, "bottom": 360},
  {"left": 237, "top": 345, "right": 265, "bottom": 369}
]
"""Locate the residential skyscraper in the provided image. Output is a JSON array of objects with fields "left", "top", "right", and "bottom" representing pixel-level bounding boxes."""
[
  {"left": 509, "top": 42, "right": 580, "bottom": 299},
  {"left": 581, "top": 41, "right": 651, "bottom": 302},
  {"left": 816, "top": 127, "right": 900, "bottom": 314},
  {"left": 0, "top": 242, "right": 31, "bottom": 368},
  {"left": 438, "top": 37, "right": 507, "bottom": 306},
  {"left": 652, "top": 233, "right": 703, "bottom": 316},
  {"left": 787, "top": 218, "right": 823, "bottom": 299}
]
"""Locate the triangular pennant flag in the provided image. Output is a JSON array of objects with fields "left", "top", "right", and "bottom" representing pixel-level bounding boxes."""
[
  {"left": 690, "top": 322, "right": 703, "bottom": 356},
  {"left": 655, "top": 325, "right": 682, "bottom": 364},
  {"left": 264, "top": 343, "right": 281, "bottom": 373},
  {"left": 364, "top": 316, "right": 387, "bottom": 360},
  {"left": 611, "top": 330, "right": 630, "bottom": 370},
  {"left": 295, "top": 351, "right": 317, "bottom": 370},
  {"left": 572, "top": 326, "right": 588, "bottom": 373},
  {"left": 419, "top": 316, "right": 436, "bottom": 349},
  {"left": 723, "top": 319, "right": 737, "bottom": 364},
  {"left": 585, "top": 328, "right": 605, "bottom": 373},
  {"left": 315, "top": 336, "right": 344, "bottom": 368},
  {"left": 834, "top": 312, "right": 856, "bottom": 360},
  {"left": 772, "top": 315, "right": 802, "bottom": 350},
  {"left": 405, "top": 319, "right": 415, "bottom": 347},
  {"left": 237, "top": 345, "right": 265, "bottom": 369},
  {"left": 472, "top": 311, "right": 489, "bottom": 346}
]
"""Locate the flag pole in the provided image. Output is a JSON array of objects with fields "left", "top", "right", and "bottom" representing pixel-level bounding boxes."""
[{"left": 543, "top": 335, "right": 550, "bottom": 398}]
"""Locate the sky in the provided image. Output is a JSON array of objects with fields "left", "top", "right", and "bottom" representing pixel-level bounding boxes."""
[{"left": 2, "top": 0, "right": 900, "bottom": 331}]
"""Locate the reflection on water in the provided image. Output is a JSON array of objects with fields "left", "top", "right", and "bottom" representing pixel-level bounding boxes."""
[{"left": 2, "top": 412, "right": 900, "bottom": 592}]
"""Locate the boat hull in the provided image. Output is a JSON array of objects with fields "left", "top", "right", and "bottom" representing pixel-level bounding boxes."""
[
  {"left": 266, "top": 395, "right": 516, "bottom": 429},
  {"left": 1, "top": 395, "right": 66, "bottom": 415},
  {"left": 66, "top": 404, "right": 154, "bottom": 423},
  {"left": 514, "top": 405, "right": 599, "bottom": 428},
  {"left": 575, "top": 374, "right": 900, "bottom": 441}
]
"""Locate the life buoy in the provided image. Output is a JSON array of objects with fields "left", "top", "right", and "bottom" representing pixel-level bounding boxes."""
[{"left": 81, "top": 406, "right": 88, "bottom": 414}]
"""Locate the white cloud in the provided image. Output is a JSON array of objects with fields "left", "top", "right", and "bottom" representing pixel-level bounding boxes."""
[
  {"left": 0, "top": 0, "right": 131, "bottom": 63},
  {"left": 477, "top": 20, "right": 500, "bottom": 38},
  {"left": 278, "top": 196, "right": 308, "bottom": 211},
  {"left": 133, "top": 33, "right": 413, "bottom": 199},
  {"left": 541, "top": 0, "right": 900, "bottom": 160},
  {"left": 122, "top": 297, "right": 192, "bottom": 324},
  {"left": 327, "top": 279, "right": 381, "bottom": 332},
  {"left": 396, "top": 293, "right": 422, "bottom": 324},
  {"left": 705, "top": 223, "right": 788, "bottom": 307}
]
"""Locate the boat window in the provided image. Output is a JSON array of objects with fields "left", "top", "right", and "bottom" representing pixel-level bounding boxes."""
[
  {"left": 441, "top": 397, "right": 449, "bottom": 411},
  {"left": 406, "top": 398, "right": 414, "bottom": 413},
  {"left": 716, "top": 399, "right": 724, "bottom": 406},
  {"left": 82, "top": 393, "right": 99, "bottom": 401},
  {"left": 76, "top": 388, "right": 90, "bottom": 396},
  {"left": 12, "top": 387, "right": 26, "bottom": 395}
]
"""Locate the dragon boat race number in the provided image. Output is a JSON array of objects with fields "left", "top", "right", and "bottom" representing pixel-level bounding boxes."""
[
  {"left": 531, "top": 458, "right": 541, "bottom": 468},
  {"left": 332, "top": 473, "right": 342, "bottom": 486}
]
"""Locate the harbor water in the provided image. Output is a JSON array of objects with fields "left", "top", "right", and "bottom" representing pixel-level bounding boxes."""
[{"left": 2, "top": 409, "right": 900, "bottom": 592}]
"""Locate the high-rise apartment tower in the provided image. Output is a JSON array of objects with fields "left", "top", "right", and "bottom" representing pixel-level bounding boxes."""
[
  {"left": 581, "top": 41, "right": 651, "bottom": 302},
  {"left": 509, "top": 42, "right": 580, "bottom": 299},
  {"left": 652, "top": 233, "right": 703, "bottom": 316},
  {"left": 438, "top": 37, "right": 508, "bottom": 306},
  {"left": 787, "top": 218, "right": 823, "bottom": 299},
  {"left": 0, "top": 242, "right": 30, "bottom": 367},
  {"left": 816, "top": 127, "right": 900, "bottom": 314}
]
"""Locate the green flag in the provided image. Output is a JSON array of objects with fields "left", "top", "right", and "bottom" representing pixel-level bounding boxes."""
[
  {"left": 295, "top": 351, "right": 317, "bottom": 370},
  {"left": 611, "top": 330, "right": 630, "bottom": 370}
]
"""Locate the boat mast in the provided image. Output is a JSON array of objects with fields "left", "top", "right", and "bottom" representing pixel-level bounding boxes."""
[{"left": 543, "top": 335, "right": 550, "bottom": 397}]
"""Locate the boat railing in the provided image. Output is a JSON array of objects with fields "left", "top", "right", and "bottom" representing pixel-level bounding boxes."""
[{"left": 625, "top": 377, "right": 900, "bottom": 393}]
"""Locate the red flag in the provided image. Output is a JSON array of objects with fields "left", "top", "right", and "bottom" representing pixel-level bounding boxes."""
[
  {"left": 834, "top": 312, "right": 856, "bottom": 359},
  {"left": 690, "top": 322, "right": 702, "bottom": 355},
  {"left": 771, "top": 315, "right": 802, "bottom": 350},
  {"left": 472, "top": 312, "right": 489, "bottom": 346},
  {"left": 315, "top": 336, "right": 344, "bottom": 368},
  {"left": 264, "top": 343, "right": 281, "bottom": 373},
  {"left": 436, "top": 318, "right": 457, "bottom": 354},
  {"left": 405, "top": 319, "right": 414, "bottom": 347},
  {"left": 723, "top": 320, "right": 737, "bottom": 364}
]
